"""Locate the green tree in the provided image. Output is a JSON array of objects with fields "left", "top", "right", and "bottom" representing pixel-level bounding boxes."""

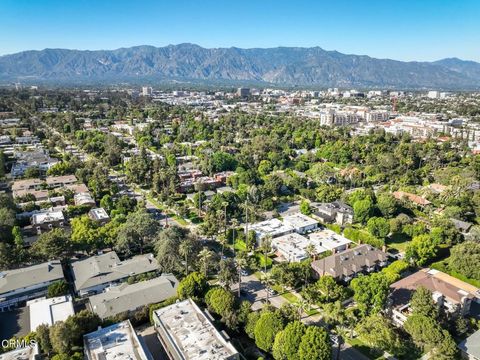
[
  {"left": 178, "top": 237, "right": 195, "bottom": 275},
  {"left": 317, "top": 275, "right": 347, "bottom": 302},
  {"left": 367, "top": 217, "right": 390, "bottom": 239},
  {"left": 356, "top": 314, "right": 402, "bottom": 354},
  {"left": 32, "top": 228, "right": 72, "bottom": 261},
  {"left": 177, "top": 272, "right": 208, "bottom": 300},
  {"left": 47, "top": 280, "right": 69, "bottom": 298},
  {"left": 299, "top": 200, "right": 312, "bottom": 215},
  {"left": 353, "top": 198, "right": 374, "bottom": 224},
  {"left": 404, "top": 314, "right": 456, "bottom": 358},
  {"left": 115, "top": 209, "right": 160, "bottom": 255},
  {"left": 155, "top": 226, "right": 194, "bottom": 274},
  {"left": 405, "top": 234, "right": 437, "bottom": 266},
  {"left": 70, "top": 215, "right": 102, "bottom": 252},
  {"left": 49, "top": 321, "right": 72, "bottom": 355},
  {"left": 272, "top": 321, "right": 306, "bottom": 360},
  {"left": 35, "top": 324, "right": 52, "bottom": 354},
  {"left": 198, "top": 247, "right": 214, "bottom": 276},
  {"left": 205, "top": 287, "right": 235, "bottom": 318},
  {"left": 218, "top": 258, "right": 237, "bottom": 290},
  {"left": 350, "top": 273, "right": 389, "bottom": 315},
  {"left": 245, "top": 311, "right": 261, "bottom": 339},
  {"left": 449, "top": 241, "right": 480, "bottom": 280},
  {"left": 254, "top": 311, "right": 284, "bottom": 352},
  {"left": 297, "top": 326, "right": 331, "bottom": 360},
  {"left": 376, "top": 193, "right": 398, "bottom": 218},
  {"left": 410, "top": 286, "right": 438, "bottom": 319}
]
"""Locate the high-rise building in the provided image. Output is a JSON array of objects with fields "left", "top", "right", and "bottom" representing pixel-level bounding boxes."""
[
  {"left": 142, "top": 86, "right": 153, "bottom": 96},
  {"left": 237, "top": 87, "right": 250, "bottom": 98}
]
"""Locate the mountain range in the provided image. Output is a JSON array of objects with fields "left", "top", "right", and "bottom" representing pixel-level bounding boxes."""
[{"left": 0, "top": 43, "right": 479, "bottom": 89}]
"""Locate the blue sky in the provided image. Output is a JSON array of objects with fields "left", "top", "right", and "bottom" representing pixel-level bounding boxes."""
[{"left": 0, "top": 0, "right": 478, "bottom": 61}]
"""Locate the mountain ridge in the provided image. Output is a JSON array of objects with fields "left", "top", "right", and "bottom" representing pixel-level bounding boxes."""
[{"left": 0, "top": 44, "right": 479, "bottom": 89}]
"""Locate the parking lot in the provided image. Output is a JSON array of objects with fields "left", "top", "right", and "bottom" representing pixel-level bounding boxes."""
[{"left": 0, "top": 307, "right": 30, "bottom": 341}]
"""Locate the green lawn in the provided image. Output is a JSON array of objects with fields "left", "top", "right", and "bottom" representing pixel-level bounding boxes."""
[
  {"left": 346, "top": 338, "right": 385, "bottom": 360},
  {"left": 233, "top": 240, "right": 247, "bottom": 252},
  {"left": 281, "top": 292, "right": 300, "bottom": 303},
  {"left": 255, "top": 253, "right": 273, "bottom": 268},
  {"left": 386, "top": 232, "right": 411, "bottom": 252}
]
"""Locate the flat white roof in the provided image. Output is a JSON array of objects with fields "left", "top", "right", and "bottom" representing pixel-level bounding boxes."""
[
  {"left": 84, "top": 320, "right": 150, "bottom": 360},
  {"left": 0, "top": 345, "right": 39, "bottom": 360},
  {"left": 282, "top": 213, "right": 318, "bottom": 230},
  {"left": 308, "top": 229, "right": 352, "bottom": 251},
  {"left": 27, "top": 295, "right": 75, "bottom": 331},
  {"left": 272, "top": 233, "right": 311, "bottom": 262},
  {"left": 250, "top": 218, "right": 294, "bottom": 239},
  {"left": 31, "top": 210, "right": 64, "bottom": 224},
  {"left": 154, "top": 299, "right": 239, "bottom": 360}
]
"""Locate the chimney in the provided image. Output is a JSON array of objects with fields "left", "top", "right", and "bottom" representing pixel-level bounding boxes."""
[{"left": 382, "top": 245, "right": 387, "bottom": 253}]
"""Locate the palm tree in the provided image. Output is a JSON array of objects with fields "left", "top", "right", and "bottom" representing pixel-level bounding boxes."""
[
  {"left": 298, "top": 298, "right": 310, "bottom": 318},
  {"left": 321, "top": 301, "right": 346, "bottom": 330},
  {"left": 260, "top": 236, "right": 272, "bottom": 274},
  {"left": 305, "top": 243, "right": 317, "bottom": 261},
  {"left": 222, "top": 201, "right": 229, "bottom": 235},
  {"left": 218, "top": 236, "right": 227, "bottom": 258},
  {"left": 179, "top": 239, "right": 194, "bottom": 275},
  {"left": 261, "top": 271, "right": 275, "bottom": 303},
  {"left": 236, "top": 253, "right": 248, "bottom": 297},
  {"left": 198, "top": 247, "right": 213, "bottom": 277},
  {"left": 231, "top": 218, "right": 239, "bottom": 256}
]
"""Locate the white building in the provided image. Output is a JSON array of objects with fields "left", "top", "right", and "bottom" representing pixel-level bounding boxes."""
[
  {"left": 153, "top": 299, "right": 239, "bottom": 360},
  {"left": 427, "top": 90, "right": 440, "bottom": 99},
  {"left": 0, "top": 344, "right": 39, "bottom": 360},
  {"left": 271, "top": 233, "right": 312, "bottom": 262},
  {"left": 27, "top": 295, "right": 75, "bottom": 331},
  {"left": 282, "top": 213, "right": 319, "bottom": 234},
  {"left": 142, "top": 86, "right": 153, "bottom": 97},
  {"left": 308, "top": 230, "right": 352, "bottom": 253},
  {"left": 84, "top": 320, "right": 152, "bottom": 360},
  {"left": 250, "top": 218, "right": 294, "bottom": 244}
]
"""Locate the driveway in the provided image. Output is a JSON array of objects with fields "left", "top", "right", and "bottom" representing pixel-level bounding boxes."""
[{"left": 233, "top": 274, "right": 288, "bottom": 310}]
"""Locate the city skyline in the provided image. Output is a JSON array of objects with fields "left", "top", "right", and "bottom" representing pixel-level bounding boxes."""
[{"left": 0, "top": 0, "right": 479, "bottom": 62}]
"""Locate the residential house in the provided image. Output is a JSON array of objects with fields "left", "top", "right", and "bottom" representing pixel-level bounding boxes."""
[
  {"left": 88, "top": 207, "right": 110, "bottom": 224},
  {"left": 312, "top": 201, "right": 354, "bottom": 226},
  {"left": 88, "top": 275, "right": 178, "bottom": 319},
  {"left": 0, "top": 261, "right": 65, "bottom": 310},
  {"left": 74, "top": 192, "right": 95, "bottom": 207},
  {"left": 45, "top": 174, "right": 77, "bottom": 188},
  {"left": 70, "top": 252, "right": 160, "bottom": 296},
  {"left": 311, "top": 244, "right": 388, "bottom": 282},
  {"left": 282, "top": 213, "right": 319, "bottom": 234},
  {"left": 31, "top": 209, "right": 65, "bottom": 234},
  {"left": 388, "top": 268, "right": 479, "bottom": 326},
  {"left": 393, "top": 191, "right": 431, "bottom": 207}
]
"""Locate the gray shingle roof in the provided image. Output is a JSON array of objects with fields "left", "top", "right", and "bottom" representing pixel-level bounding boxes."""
[
  {"left": 311, "top": 244, "right": 388, "bottom": 278},
  {"left": 89, "top": 275, "right": 178, "bottom": 319},
  {"left": 71, "top": 252, "right": 159, "bottom": 292},
  {"left": 0, "top": 261, "right": 64, "bottom": 296},
  {"left": 459, "top": 329, "right": 480, "bottom": 358}
]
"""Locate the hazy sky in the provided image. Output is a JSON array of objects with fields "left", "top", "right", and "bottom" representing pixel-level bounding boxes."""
[{"left": 0, "top": 0, "right": 478, "bottom": 61}]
